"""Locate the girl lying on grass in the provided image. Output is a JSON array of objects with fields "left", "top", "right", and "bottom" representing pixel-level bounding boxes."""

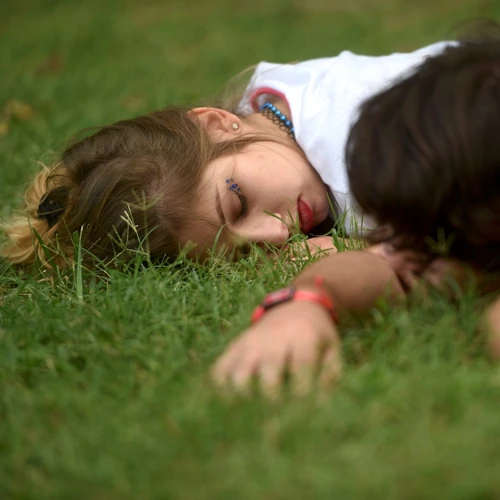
[
  {"left": 212, "top": 38, "right": 500, "bottom": 394},
  {"left": 0, "top": 41, "right": 451, "bottom": 268}
]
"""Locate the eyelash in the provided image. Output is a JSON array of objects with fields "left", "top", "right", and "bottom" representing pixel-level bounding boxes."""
[
  {"left": 227, "top": 179, "right": 248, "bottom": 219},
  {"left": 233, "top": 190, "right": 248, "bottom": 218}
]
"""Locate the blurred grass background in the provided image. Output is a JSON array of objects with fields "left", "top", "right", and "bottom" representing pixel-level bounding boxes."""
[
  {"left": 1, "top": 0, "right": 496, "bottom": 203},
  {"left": 2, "top": 1, "right": 500, "bottom": 499}
]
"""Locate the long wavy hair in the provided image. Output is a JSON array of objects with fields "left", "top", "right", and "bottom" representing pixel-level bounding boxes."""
[{"left": 1, "top": 108, "right": 262, "bottom": 268}]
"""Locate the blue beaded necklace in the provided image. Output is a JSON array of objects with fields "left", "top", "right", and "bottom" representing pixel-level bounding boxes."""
[{"left": 259, "top": 102, "right": 295, "bottom": 138}]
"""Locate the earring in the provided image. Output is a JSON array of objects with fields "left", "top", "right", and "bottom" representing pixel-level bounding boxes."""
[{"left": 231, "top": 122, "right": 240, "bottom": 130}]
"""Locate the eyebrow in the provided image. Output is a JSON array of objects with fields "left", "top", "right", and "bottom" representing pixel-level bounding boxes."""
[{"left": 215, "top": 187, "right": 226, "bottom": 227}]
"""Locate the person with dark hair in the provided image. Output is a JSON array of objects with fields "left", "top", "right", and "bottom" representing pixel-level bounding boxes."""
[
  {"left": 1, "top": 42, "right": 451, "bottom": 268},
  {"left": 212, "top": 39, "right": 500, "bottom": 393}
]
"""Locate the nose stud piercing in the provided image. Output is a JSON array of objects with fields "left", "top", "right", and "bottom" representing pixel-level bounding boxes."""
[{"left": 231, "top": 122, "right": 240, "bottom": 130}]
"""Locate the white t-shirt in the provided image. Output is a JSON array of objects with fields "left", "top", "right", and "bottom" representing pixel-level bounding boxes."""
[{"left": 238, "top": 42, "right": 452, "bottom": 232}]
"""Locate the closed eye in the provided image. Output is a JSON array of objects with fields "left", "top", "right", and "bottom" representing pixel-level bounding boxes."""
[{"left": 232, "top": 190, "right": 248, "bottom": 218}]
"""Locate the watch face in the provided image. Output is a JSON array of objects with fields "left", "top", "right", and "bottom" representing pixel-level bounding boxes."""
[{"left": 262, "top": 287, "right": 295, "bottom": 309}]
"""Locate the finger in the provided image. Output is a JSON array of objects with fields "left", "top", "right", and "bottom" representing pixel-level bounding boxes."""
[
  {"left": 229, "top": 354, "right": 260, "bottom": 395},
  {"left": 397, "top": 269, "right": 418, "bottom": 292},
  {"left": 211, "top": 342, "right": 245, "bottom": 387},
  {"left": 375, "top": 244, "right": 429, "bottom": 274},
  {"left": 290, "top": 364, "right": 316, "bottom": 396},
  {"left": 317, "top": 347, "right": 343, "bottom": 388},
  {"left": 288, "top": 347, "right": 317, "bottom": 396},
  {"left": 211, "top": 356, "right": 233, "bottom": 387},
  {"left": 258, "top": 361, "right": 287, "bottom": 400}
]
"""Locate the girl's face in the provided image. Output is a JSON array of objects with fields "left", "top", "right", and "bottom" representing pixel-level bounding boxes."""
[{"left": 180, "top": 141, "right": 330, "bottom": 254}]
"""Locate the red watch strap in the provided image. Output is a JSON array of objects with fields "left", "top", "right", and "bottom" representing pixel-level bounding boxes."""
[{"left": 251, "top": 277, "right": 338, "bottom": 324}]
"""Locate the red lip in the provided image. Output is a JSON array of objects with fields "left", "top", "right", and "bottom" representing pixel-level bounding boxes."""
[{"left": 297, "top": 198, "right": 314, "bottom": 234}]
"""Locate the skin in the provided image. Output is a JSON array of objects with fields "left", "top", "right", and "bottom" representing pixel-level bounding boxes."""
[
  {"left": 211, "top": 246, "right": 494, "bottom": 395},
  {"left": 178, "top": 105, "right": 332, "bottom": 255},
  {"left": 483, "top": 297, "right": 500, "bottom": 361},
  {"left": 212, "top": 249, "right": 404, "bottom": 394}
]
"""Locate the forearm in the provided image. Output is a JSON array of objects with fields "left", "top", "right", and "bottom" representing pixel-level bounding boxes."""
[{"left": 293, "top": 250, "right": 405, "bottom": 315}]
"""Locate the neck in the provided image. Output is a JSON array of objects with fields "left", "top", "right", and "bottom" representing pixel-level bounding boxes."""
[
  {"left": 245, "top": 100, "right": 296, "bottom": 144},
  {"left": 259, "top": 102, "right": 295, "bottom": 138}
]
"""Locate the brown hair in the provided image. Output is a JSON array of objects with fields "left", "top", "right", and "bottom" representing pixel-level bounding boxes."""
[
  {"left": 1, "top": 107, "right": 261, "bottom": 268},
  {"left": 347, "top": 39, "right": 500, "bottom": 271}
]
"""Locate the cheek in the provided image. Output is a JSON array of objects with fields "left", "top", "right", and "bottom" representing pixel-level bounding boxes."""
[
  {"left": 178, "top": 219, "right": 217, "bottom": 254},
  {"left": 181, "top": 226, "right": 236, "bottom": 259}
]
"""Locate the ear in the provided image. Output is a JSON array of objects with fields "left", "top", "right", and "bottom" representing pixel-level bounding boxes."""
[{"left": 188, "top": 107, "right": 241, "bottom": 141}]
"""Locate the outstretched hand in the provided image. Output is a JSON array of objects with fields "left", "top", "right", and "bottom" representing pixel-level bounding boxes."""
[{"left": 211, "top": 300, "right": 342, "bottom": 397}]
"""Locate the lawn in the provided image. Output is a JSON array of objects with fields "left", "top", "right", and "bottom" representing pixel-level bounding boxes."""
[{"left": 2, "top": 1, "right": 500, "bottom": 498}]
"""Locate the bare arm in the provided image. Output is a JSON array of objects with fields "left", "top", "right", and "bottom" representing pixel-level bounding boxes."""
[
  {"left": 212, "top": 249, "right": 405, "bottom": 394},
  {"left": 293, "top": 249, "right": 405, "bottom": 314},
  {"left": 211, "top": 243, "right": 500, "bottom": 395}
]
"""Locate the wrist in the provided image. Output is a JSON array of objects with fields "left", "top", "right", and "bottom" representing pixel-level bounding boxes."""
[{"left": 251, "top": 276, "right": 338, "bottom": 324}]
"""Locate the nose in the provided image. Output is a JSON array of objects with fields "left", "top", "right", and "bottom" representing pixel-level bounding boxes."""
[{"left": 235, "top": 212, "right": 291, "bottom": 245}]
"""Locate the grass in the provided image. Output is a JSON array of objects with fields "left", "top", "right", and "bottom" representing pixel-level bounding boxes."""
[{"left": 2, "top": 0, "right": 500, "bottom": 498}]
